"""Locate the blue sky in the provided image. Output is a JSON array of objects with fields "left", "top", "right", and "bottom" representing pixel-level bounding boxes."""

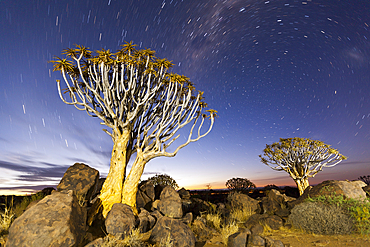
[{"left": 0, "top": 0, "right": 369, "bottom": 195}]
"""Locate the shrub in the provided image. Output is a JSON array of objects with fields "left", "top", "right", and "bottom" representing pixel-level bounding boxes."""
[
  {"left": 305, "top": 190, "right": 370, "bottom": 235},
  {"left": 288, "top": 201, "right": 355, "bottom": 235}
]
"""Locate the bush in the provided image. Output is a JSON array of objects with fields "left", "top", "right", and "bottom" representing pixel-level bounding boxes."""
[
  {"left": 305, "top": 190, "right": 370, "bottom": 235},
  {"left": 288, "top": 201, "right": 355, "bottom": 235}
]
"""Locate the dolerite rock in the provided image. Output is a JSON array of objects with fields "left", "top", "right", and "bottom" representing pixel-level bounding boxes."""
[
  {"left": 295, "top": 180, "right": 367, "bottom": 206},
  {"left": 150, "top": 216, "right": 196, "bottom": 247},
  {"left": 264, "top": 236, "right": 285, "bottom": 247},
  {"left": 84, "top": 237, "right": 104, "bottom": 247},
  {"left": 227, "top": 228, "right": 250, "bottom": 247},
  {"left": 137, "top": 208, "right": 156, "bottom": 233},
  {"left": 248, "top": 234, "right": 265, "bottom": 246},
  {"left": 57, "top": 163, "right": 99, "bottom": 204},
  {"left": 261, "top": 189, "right": 287, "bottom": 215},
  {"left": 227, "top": 192, "right": 260, "bottom": 213},
  {"left": 158, "top": 186, "right": 183, "bottom": 218},
  {"left": 245, "top": 214, "right": 283, "bottom": 231},
  {"left": 105, "top": 203, "right": 136, "bottom": 239},
  {"left": 137, "top": 181, "right": 155, "bottom": 210},
  {"left": 6, "top": 190, "right": 86, "bottom": 247},
  {"left": 178, "top": 187, "right": 191, "bottom": 200}
]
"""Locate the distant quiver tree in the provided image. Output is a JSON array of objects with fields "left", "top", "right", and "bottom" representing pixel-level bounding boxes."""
[
  {"left": 50, "top": 42, "right": 217, "bottom": 217},
  {"left": 225, "top": 177, "right": 256, "bottom": 193},
  {"left": 146, "top": 174, "right": 179, "bottom": 189},
  {"left": 259, "top": 137, "right": 347, "bottom": 195}
]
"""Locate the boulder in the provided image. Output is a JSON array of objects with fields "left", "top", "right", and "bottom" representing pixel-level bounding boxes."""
[
  {"left": 227, "top": 228, "right": 250, "bottom": 247},
  {"left": 105, "top": 203, "right": 136, "bottom": 239},
  {"left": 188, "top": 198, "right": 215, "bottom": 217},
  {"left": 136, "top": 181, "right": 155, "bottom": 211},
  {"left": 248, "top": 234, "right": 265, "bottom": 246},
  {"left": 6, "top": 190, "right": 86, "bottom": 247},
  {"left": 150, "top": 216, "right": 196, "bottom": 247},
  {"left": 298, "top": 180, "right": 367, "bottom": 204},
  {"left": 227, "top": 192, "right": 260, "bottom": 214},
  {"left": 264, "top": 236, "right": 285, "bottom": 247},
  {"left": 182, "top": 212, "right": 193, "bottom": 225},
  {"left": 137, "top": 208, "right": 156, "bottom": 233},
  {"left": 261, "top": 189, "right": 286, "bottom": 215},
  {"left": 178, "top": 187, "right": 191, "bottom": 200},
  {"left": 158, "top": 186, "right": 183, "bottom": 218},
  {"left": 245, "top": 214, "right": 283, "bottom": 231},
  {"left": 57, "top": 163, "right": 99, "bottom": 204},
  {"left": 84, "top": 237, "right": 103, "bottom": 247}
]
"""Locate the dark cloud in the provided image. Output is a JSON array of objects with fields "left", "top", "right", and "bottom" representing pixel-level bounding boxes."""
[{"left": 0, "top": 159, "right": 69, "bottom": 183}]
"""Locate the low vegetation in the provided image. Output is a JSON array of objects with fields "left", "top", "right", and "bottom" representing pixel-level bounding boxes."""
[
  {"left": 0, "top": 199, "right": 15, "bottom": 236},
  {"left": 305, "top": 187, "right": 370, "bottom": 235},
  {"left": 101, "top": 228, "right": 146, "bottom": 247}
]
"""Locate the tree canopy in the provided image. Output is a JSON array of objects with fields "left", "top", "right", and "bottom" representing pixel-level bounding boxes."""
[{"left": 225, "top": 177, "right": 256, "bottom": 192}]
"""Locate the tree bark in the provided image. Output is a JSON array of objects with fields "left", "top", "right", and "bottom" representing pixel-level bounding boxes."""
[
  {"left": 121, "top": 150, "right": 147, "bottom": 215},
  {"left": 295, "top": 178, "right": 310, "bottom": 196},
  {"left": 99, "top": 127, "right": 130, "bottom": 218}
]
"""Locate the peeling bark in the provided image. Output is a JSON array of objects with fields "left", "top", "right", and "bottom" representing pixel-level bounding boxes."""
[{"left": 99, "top": 127, "right": 130, "bottom": 218}]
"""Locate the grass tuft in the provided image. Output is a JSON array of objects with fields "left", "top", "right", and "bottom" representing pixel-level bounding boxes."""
[
  {"left": 101, "top": 228, "right": 145, "bottom": 247},
  {"left": 0, "top": 199, "right": 15, "bottom": 235},
  {"left": 220, "top": 220, "right": 239, "bottom": 245}
]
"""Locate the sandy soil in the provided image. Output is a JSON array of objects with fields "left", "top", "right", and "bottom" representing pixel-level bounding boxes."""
[{"left": 196, "top": 228, "right": 370, "bottom": 247}]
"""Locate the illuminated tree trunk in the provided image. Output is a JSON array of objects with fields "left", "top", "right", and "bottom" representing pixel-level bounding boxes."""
[
  {"left": 121, "top": 150, "right": 148, "bottom": 215},
  {"left": 99, "top": 127, "right": 130, "bottom": 217},
  {"left": 294, "top": 178, "right": 310, "bottom": 196}
]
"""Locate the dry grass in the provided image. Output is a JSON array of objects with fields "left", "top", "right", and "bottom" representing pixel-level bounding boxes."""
[
  {"left": 220, "top": 221, "right": 239, "bottom": 245},
  {"left": 101, "top": 228, "right": 145, "bottom": 247},
  {"left": 229, "top": 207, "right": 254, "bottom": 224},
  {"left": 158, "top": 232, "right": 174, "bottom": 247},
  {"left": 0, "top": 200, "right": 15, "bottom": 234},
  {"left": 205, "top": 213, "right": 222, "bottom": 230}
]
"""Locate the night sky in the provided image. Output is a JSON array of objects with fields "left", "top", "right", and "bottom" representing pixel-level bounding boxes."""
[{"left": 1, "top": 0, "right": 369, "bottom": 195}]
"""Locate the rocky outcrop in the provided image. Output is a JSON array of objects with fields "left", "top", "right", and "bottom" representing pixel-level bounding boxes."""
[
  {"left": 150, "top": 216, "right": 196, "bottom": 247},
  {"left": 105, "top": 203, "right": 136, "bottom": 239},
  {"left": 57, "top": 163, "right": 99, "bottom": 205},
  {"left": 6, "top": 190, "right": 86, "bottom": 247}
]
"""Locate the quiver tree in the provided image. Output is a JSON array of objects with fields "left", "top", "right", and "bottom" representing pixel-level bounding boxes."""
[
  {"left": 146, "top": 174, "right": 179, "bottom": 189},
  {"left": 225, "top": 177, "right": 256, "bottom": 193},
  {"left": 259, "top": 137, "right": 347, "bottom": 195},
  {"left": 358, "top": 175, "right": 370, "bottom": 185},
  {"left": 50, "top": 41, "right": 217, "bottom": 217}
]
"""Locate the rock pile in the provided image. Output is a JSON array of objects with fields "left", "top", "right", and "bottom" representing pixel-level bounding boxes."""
[{"left": 4, "top": 163, "right": 369, "bottom": 247}]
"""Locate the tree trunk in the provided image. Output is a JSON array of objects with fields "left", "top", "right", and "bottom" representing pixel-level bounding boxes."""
[
  {"left": 121, "top": 150, "right": 147, "bottom": 215},
  {"left": 99, "top": 127, "right": 130, "bottom": 218},
  {"left": 294, "top": 178, "right": 310, "bottom": 196}
]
